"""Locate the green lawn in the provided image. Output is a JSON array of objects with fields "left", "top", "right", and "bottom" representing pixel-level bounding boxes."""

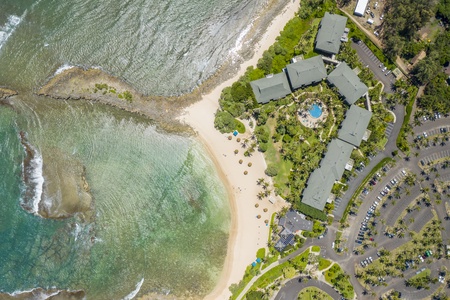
[
  {"left": 410, "top": 268, "right": 431, "bottom": 281},
  {"left": 257, "top": 248, "right": 266, "bottom": 259},
  {"left": 324, "top": 263, "right": 355, "bottom": 299},
  {"left": 318, "top": 258, "right": 332, "bottom": 271},
  {"left": 249, "top": 248, "right": 311, "bottom": 293},
  {"left": 263, "top": 117, "right": 292, "bottom": 197},
  {"left": 311, "top": 245, "right": 321, "bottom": 253},
  {"left": 298, "top": 286, "right": 333, "bottom": 300},
  {"left": 251, "top": 261, "right": 290, "bottom": 290}
]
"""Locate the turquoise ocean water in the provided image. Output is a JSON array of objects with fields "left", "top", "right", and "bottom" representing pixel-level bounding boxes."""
[{"left": 0, "top": 0, "right": 272, "bottom": 298}]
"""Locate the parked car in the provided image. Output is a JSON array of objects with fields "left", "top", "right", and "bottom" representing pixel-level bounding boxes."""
[
  {"left": 370, "top": 11, "right": 375, "bottom": 18},
  {"left": 423, "top": 131, "right": 428, "bottom": 138}
]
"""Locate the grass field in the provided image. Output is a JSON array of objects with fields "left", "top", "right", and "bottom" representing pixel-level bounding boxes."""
[{"left": 298, "top": 286, "right": 333, "bottom": 300}]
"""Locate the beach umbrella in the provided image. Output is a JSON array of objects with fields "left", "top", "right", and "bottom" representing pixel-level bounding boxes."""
[
  {"left": 263, "top": 208, "right": 268, "bottom": 212},
  {"left": 255, "top": 203, "right": 259, "bottom": 208},
  {"left": 257, "top": 215, "right": 261, "bottom": 219},
  {"left": 244, "top": 171, "right": 248, "bottom": 175}
]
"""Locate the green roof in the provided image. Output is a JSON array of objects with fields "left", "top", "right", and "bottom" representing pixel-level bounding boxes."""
[
  {"left": 338, "top": 105, "right": 373, "bottom": 147},
  {"left": 302, "top": 168, "right": 335, "bottom": 211},
  {"left": 327, "top": 62, "right": 368, "bottom": 105},
  {"left": 250, "top": 73, "right": 291, "bottom": 104},
  {"left": 315, "top": 12, "right": 348, "bottom": 54},
  {"left": 285, "top": 56, "right": 327, "bottom": 90},
  {"left": 321, "top": 139, "right": 354, "bottom": 181}
]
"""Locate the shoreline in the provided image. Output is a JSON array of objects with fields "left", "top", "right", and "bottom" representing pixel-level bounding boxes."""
[{"left": 179, "top": 0, "right": 299, "bottom": 298}]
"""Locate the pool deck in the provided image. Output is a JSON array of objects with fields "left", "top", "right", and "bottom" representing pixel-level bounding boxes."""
[{"left": 298, "top": 100, "right": 328, "bottom": 129}]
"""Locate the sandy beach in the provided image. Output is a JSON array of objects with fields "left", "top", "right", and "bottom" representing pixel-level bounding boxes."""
[{"left": 179, "top": 1, "right": 299, "bottom": 299}]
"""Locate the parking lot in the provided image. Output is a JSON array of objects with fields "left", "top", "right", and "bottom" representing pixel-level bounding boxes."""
[
  {"left": 351, "top": 40, "right": 396, "bottom": 93},
  {"left": 420, "top": 149, "right": 450, "bottom": 166}
]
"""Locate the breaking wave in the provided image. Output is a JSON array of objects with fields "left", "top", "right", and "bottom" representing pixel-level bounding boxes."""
[
  {"left": 122, "top": 278, "right": 144, "bottom": 300},
  {"left": 0, "top": 15, "right": 24, "bottom": 51}
]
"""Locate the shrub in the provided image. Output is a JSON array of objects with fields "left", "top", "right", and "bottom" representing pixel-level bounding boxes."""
[
  {"left": 294, "top": 202, "right": 327, "bottom": 221},
  {"left": 258, "top": 142, "right": 268, "bottom": 152},
  {"left": 265, "top": 164, "right": 279, "bottom": 177},
  {"left": 214, "top": 111, "right": 236, "bottom": 133}
]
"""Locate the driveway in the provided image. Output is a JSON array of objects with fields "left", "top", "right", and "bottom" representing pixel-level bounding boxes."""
[
  {"left": 351, "top": 40, "right": 396, "bottom": 93},
  {"left": 274, "top": 277, "right": 341, "bottom": 300}
]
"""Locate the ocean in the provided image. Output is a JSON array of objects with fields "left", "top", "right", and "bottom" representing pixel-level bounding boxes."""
[{"left": 0, "top": 0, "right": 282, "bottom": 298}]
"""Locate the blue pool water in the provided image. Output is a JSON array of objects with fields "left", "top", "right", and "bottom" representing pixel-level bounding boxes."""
[{"left": 309, "top": 104, "right": 322, "bottom": 118}]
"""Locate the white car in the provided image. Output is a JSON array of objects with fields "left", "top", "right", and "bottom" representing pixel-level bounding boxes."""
[{"left": 381, "top": 66, "right": 387, "bottom": 72}]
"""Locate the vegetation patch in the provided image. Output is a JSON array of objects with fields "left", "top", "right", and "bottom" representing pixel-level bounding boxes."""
[
  {"left": 311, "top": 245, "right": 321, "bottom": 252},
  {"left": 257, "top": 248, "right": 266, "bottom": 259},
  {"left": 318, "top": 258, "right": 332, "bottom": 271},
  {"left": 298, "top": 286, "right": 333, "bottom": 300},
  {"left": 406, "top": 268, "right": 431, "bottom": 289},
  {"left": 324, "top": 263, "right": 355, "bottom": 299}
]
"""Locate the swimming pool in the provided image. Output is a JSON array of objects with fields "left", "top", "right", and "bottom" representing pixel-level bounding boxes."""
[{"left": 309, "top": 104, "right": 322, "bottom": 118}]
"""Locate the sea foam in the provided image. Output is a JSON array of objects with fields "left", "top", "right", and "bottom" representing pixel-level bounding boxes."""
[
  {"left": 27, "top": 146, "right": 44, "bottom": 215},
  {"left": 54, "top": 64, "right": 75, "bottom": 75},
  {"left": 122, "top": 278, "right": 144, "bottom": 300},
  {"left": 228, "top": 21, "right": 254, "bottom": 62},
  {"left": 0, "top": 15, "right": 24, "bottom": 50}
]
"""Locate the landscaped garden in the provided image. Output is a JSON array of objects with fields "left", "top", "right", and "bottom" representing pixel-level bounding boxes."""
[
  {"left": 324, "top": 263, "right": 355, "bottom": 299},
  {"left": 298, "top": 286, "right": 333, "bottom": 300}
]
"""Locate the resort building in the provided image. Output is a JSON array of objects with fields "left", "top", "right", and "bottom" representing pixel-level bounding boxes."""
[
  {"left": 327, "top": 62, "right": 369, "bottom": 105},
  {"left": 338, "top": 105, "right": 373, "bottom": 147},
  {"left": 250, "top": 72, "right": 291, "bottom": 104},
  {"left": 285, "top": 56, "right": 327, "bottom": 90},
  {"left": 314, "top": 12, "right": 348, "bottom": 55},
  {"left": 321, "top": 139, "right": 355, "bottom": 180},
  {"left": 275, "top": 210, "right": 312, "bottom": 251},
  {"left": 302, "top": 168, "right": 336, "bottom": 211},
  {"left": 301, "top": 105, "right": 372, "bottom": 211},
  {"left": 354, "top": 0, "right": 369, "bottom": 17}
]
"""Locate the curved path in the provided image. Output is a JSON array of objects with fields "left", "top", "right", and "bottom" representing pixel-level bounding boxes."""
[{"left": 274, "top": 277, "right": 341, "bottom": 300}]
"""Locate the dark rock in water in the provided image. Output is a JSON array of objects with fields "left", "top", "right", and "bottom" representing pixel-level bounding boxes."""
[
  {"left": 18, "top": 131, "right": 44, "bottom": 214},
  {"left": 0, "top": 288, "right": 85, "bottom": 300},
  {"left": 37, "top": 67, "right": 193, "bottom": 134},
  {"left": 18, "top": 131, "right": 94, "bottom": 222}
]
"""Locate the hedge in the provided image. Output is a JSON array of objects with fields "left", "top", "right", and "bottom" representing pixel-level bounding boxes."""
[{"left": 294, "top": 202, "right": 327, "bottom": 221}]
